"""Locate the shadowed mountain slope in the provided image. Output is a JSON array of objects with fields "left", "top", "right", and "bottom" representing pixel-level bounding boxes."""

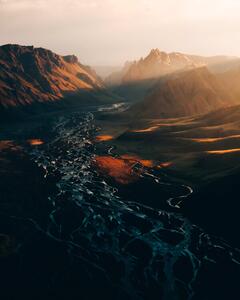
[{"left": 128, "top": 67, "right": 239, "bottom": 118}]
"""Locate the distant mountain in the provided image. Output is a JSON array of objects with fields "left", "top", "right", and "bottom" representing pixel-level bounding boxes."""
[
  {"left": 105, "top": 61, "right": 133, "bottom": 86},
  {"left": 128, "top": 67, "right": 239, "bottom": 118},
  {"left": 209, "top": 58, "right": 240, "bottom": 74},
  {"left": 0, "top": 44, "right": 105, "bottom": 109},
  {"left": 219, "top": 66, "right": 240, "bottom": 101},
  {"left": 105, "top": 49, "right": 235, "bottom": 103},
  {"left": 106, "top": 48, "right": 234, "bottom": 86},
  {"left": 93, "top": 65, "right": 122, "bottom": 79},
  {"left": 122, "top": 49, "right": 202, "bottom": 83}
]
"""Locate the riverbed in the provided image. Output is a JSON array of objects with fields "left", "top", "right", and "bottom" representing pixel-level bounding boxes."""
[{"left": 22, "top": 110, "right": 240, "bottom": 300}]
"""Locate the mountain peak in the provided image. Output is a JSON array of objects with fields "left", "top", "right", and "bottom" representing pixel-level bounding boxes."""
[
  {"left": 146, "top": 48, "right": 168, "bottom": 61},
  {"left": 149, "top": 48, "right": 162, "bottom": 56}
]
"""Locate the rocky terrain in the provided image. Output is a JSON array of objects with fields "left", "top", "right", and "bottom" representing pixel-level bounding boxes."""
[
  {"left": 0, "top": 44, "right": 105, "bottom": 110},
  {"left": 105, "top": 48, "right": 236, "bottom": 103},
  {"left": 106, "top": 48, "right": 235, "bottom": 86}
]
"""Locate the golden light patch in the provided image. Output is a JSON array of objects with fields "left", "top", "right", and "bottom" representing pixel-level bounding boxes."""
[
  {"left": 130, "top": 122, "right": 185, "bottom": 133},
  {"left": 207, "top": 148, "right": 240, "bottom": 154},
  {"left": 192, "top": 135, "right": 240, "bottom": 143},
  {"left": 93, "top": 154, "right": 155, "bottom": 184},
  {"left": 95, "top": 135, "right": 114, "bottom": 142},
  {"left": 27, "top": 139, "right": 44, "bottom": 146},
  {"left": 130, "top": 126, "right": 159, "bottom": 133},
  {"left": 94, "top": 156, "right": 139, "bottom": 184},
  {"left": 192, "top": 137, "right": 222, "bottom": 143},
  {"left": 157, "top": 162, "right": 173, "bottom": 168},
  {"left": 120, "top": 154, "right": 154, "bottom": 167}
]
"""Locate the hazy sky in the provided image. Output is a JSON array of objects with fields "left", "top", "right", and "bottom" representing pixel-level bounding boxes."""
[{"left": 1, "top": 0, "right": 240, "bottom": 65}]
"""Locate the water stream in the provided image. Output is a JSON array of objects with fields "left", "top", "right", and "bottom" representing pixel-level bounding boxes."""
[{"left": 29, "top": 111, "right": 240, "bottom": 300}]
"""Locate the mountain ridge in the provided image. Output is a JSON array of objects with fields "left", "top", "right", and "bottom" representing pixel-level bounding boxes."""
[
  {"left": 106, "top": 48, "right": 235, "bottom": 87},
  {"left": 0, "top": 44, "right": 104, "bottom": 109},
  {"left": 128, "top": 66, "right": 239, "bottom": 118}
]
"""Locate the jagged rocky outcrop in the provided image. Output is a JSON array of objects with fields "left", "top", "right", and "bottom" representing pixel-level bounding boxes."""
[
  {"left": 106, "top": 48, "right": 232, "bottom": 86},
  {"left": 105, "top": 48, "right": 235, "bottom": 104}
]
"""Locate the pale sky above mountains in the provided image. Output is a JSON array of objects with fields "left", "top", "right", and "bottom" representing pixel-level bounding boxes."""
[{"left": 1, "top": 0, "right": 240, "bottom": 65}]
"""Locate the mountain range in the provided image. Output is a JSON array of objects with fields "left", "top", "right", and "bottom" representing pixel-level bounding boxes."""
[
  {"left": 105, "top": 48, "right": 238, "bottom": 105},
  {"left": 1, "top": 44, "right": 240, "bottom": 120},
  {"left": 0, "top": 44, "right": 105, "bottom": 110},
  {"left": 106, "top": 48, "right": 235, "bottom": 86},
  {"left": 128, "top": 66, "right": 240, "bottom": 118}
]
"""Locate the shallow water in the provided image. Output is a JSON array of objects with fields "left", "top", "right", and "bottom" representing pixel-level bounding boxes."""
[{"left": 27, "top": 111, "right": 240, "bottom": 300}]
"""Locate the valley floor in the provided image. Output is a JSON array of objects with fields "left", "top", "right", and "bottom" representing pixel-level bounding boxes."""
[
  {"left": 0, "top": 106, "right": 240, "bottom": 299},
  {"left": 96, "top": 105, "right": 240, "bottom": 184}
]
